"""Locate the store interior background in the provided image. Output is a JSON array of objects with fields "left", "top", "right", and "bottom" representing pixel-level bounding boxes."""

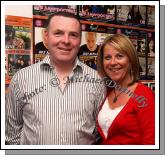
[{"left": 5, "top": 5, "right": 155, "bottom": 93}]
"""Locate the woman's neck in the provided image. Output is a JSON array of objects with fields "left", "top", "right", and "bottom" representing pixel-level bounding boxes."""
[{"left": 116, "top": 75, "right": 133, "bottom": 88}]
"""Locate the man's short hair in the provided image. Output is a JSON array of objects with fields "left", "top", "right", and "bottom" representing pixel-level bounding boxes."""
[{"left": 46, "top": 11, "right": 81, "bottom": 29}]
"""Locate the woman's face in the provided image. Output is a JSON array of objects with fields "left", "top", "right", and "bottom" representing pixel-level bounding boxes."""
[
  {"left": 103, "top": 43, "right": 131, "bottom": 85},
  {"left": 149, "top": 40, "right": 154, "bottom": 50}
]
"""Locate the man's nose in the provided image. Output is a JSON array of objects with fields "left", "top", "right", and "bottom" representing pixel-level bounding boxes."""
[{"left": 62, "top": 34, "right": 70, "bottom": 44}]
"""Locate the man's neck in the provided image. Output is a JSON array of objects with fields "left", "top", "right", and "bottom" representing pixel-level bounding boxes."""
[
  {"left": 50, "top": 56, "right": 75, "bottom": 72},
  {"left": 50, "top": 58, "right": 76, "bottom": 90}
]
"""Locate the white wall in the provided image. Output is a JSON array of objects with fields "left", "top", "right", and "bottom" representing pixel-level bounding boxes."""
[{"left": 5, "top": 5, "right": 32, "bottom": 17}]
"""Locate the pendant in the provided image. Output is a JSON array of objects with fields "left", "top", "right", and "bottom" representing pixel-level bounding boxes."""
[{"left": 113, "top": 97, "right": 117, "bottom": 103}]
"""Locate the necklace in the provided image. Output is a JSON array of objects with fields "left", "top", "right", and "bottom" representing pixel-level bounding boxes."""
[{"left": 113, "top": 89, "right": 124, "bottom": 103}]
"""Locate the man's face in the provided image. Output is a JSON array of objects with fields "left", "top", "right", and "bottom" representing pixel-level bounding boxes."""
[
  {"left": 44, "top": 16, "right": 81, "bottom": 65},
  {"left": 86, "top": 33, "right": 97, "bottom": 51},
  {"left": 140, "top": 41, "right": 145, "bottom": 51},
  {"left": 5, "top": 31, "right": 14, "bottom": 41}
]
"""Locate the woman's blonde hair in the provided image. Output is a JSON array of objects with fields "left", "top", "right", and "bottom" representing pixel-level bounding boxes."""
[{"left": 97, "top": 34, "right": 140, "bottom": 85}]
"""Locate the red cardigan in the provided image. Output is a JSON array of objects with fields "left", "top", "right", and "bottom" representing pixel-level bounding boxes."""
[{"left": 97, "top": 83, "right": 155, "bottom": 145}]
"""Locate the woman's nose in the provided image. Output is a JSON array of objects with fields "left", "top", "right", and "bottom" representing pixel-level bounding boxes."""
[{"left": 109, "top": 58, "right": 117, "bottom": 65}]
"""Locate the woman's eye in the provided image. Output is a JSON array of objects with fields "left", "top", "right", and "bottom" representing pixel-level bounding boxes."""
[
  {"left": 104, "top": 56, "right": 111, "bottom": 60},
  {"left": 117, "top": 54, "right": 124, "bottom": 59}
]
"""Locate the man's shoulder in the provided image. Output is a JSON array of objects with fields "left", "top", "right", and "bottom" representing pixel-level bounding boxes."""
[{"left": 14, "top": 61, "right": 43, "bottom": 77}]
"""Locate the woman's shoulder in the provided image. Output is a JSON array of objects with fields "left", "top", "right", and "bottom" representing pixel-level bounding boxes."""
[
  {"left": 136, "top": 82, "right": 155, "bottom": 98},
  {"left": 129, "top": 82, "right": 155, "bottom": 110}
]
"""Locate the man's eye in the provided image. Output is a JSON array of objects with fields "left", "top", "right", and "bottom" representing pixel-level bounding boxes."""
[
  {"left": 54, "top": 32, "right": 63, "bottom": 36},
  {"left": 70, "top": 33, "right": 79, "bottom": 38}
]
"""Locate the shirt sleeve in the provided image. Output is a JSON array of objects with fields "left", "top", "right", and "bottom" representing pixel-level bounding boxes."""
[
  {"left": 136, "top": 87, "right": 155, "bottom": 145},
  {"left": 93, "top": 82, "right": 106, "bottom": 119},
  {"left": 92, "top": 82, "right": 106, "bottom": 144},
  {"left": 5, "top": 73, "right": 24, "bottom": 145}
]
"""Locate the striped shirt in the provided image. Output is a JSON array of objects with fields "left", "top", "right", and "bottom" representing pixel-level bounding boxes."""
[{"left": 5, "top": 55, "right": 106, "bottom": 145}]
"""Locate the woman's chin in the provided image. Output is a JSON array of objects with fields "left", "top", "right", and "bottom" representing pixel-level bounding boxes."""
[{"left": 110, "top": 77, "right": 120, "bottom": 83}]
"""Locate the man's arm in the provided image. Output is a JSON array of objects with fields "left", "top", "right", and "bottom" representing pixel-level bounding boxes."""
[
  {"left": 92, "top": 83, "right": 106, "bottom": 144},
  {"left": 5, "top": 74, "right": 23, "bottom": 145}
]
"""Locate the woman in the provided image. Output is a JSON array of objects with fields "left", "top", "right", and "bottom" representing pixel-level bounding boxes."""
[
  {"left": 127, "top": 5, "right": 143, "bottom": 24},
  {"left": 148, "top": 40, "right": 155, "bottom": 57},
  {"left": 96, "top": 34, "right": 155, "bottom": 145}
]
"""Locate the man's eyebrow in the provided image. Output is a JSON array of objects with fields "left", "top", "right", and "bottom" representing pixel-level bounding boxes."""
[
  {"left": 53, "top": 29, "right": 79, "bottom": 34},
  {"left": 53, "top": 29, "right": 63, "bottom": 32},
  {"left": 70, "top": 31, "right": 80, "bottom": 34}
]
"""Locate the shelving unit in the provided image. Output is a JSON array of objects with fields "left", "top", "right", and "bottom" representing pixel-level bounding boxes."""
[{"left": 80, "top": 20, "right": 155, "bottom": 32}]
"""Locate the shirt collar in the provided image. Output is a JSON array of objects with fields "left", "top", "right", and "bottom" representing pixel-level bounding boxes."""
[{"left": 40, "top": 54, "right": 83, "bottom": 73}]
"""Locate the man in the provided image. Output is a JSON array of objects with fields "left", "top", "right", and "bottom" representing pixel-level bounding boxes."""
[
  {"left": 35, "top": 28, "right": 48, "bottom": 55},
  {"left": 78, "top": 32, "right": 99, "bottom": 70},
  {"left": 5, "top": 12, "right": 105, "bottom": 145}
]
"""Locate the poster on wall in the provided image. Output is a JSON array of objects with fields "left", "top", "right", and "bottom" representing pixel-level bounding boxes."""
[
  {"left": 147, "top": 5, "right": 155, "bottom": 27},
  {"left": 136, "top": 30, "right": 147, "bottom": 79},
  {"left": 116, "top": 5, "right": 130, "bottom": 24},
  {"left": 33, "top": 16, "right": 48, "bottom": 63},
  {"left": 33, "top": 18, "right": 48, "bottom": 63},
  {"left": 147, "top": 32, "right": 155, "bottom": 57},
  {"left": 79, "top": 5, "right": 115, "bottom": 23},
  {"left": 81, "top": 23, "right": 107, "bottom": 33},
  {"left": 33, "top": 5, "right": 77, "bottom": 16},
  {"left": 81, "top": 23, "right": 115, "bottom": 34},
  {"left": 5, "top": 25, "right": 31, "bottom": 50},
  {"left": 5, "top": 15, "right": 32, "bottom": 85},
  {"left": 135, "top": 31, "right": 147, "bottom": 57},
  {"left": 78, "top": 31, "right": 112, "bottom": 70},
  {"left": 147, "top": 32, "right": 155, "bottom": 80},
  {"left": 7, "top": 52, "right": 31, "bottom": 77},
  {"left": 118, "top": 5, "right": 146, "bottom": 27},
  {"left": 124, "top": 29, "right": 138, "bottom": 51}
]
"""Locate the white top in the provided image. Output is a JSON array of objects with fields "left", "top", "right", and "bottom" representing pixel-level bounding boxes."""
[{"left": 98, "top": 98, "right": 124, "bottom": 138}]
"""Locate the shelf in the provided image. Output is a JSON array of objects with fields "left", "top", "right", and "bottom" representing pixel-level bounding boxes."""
[
  {"left": 33, "top": 15, "right": 155, "bottom": 33},
  {"left": 139, "top": 80, "right": 155, "bottom": 82},
  {"left": 80, "top": 20, "right": 155, "bottom": 32}
]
